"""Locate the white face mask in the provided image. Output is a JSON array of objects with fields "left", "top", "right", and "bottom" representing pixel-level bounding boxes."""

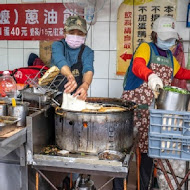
[
  {"left": 156, "top": 37, "right": 176, "bottom": 50},
  {"left": 65, "top": 34, "right": 85, "bottom": 49}
]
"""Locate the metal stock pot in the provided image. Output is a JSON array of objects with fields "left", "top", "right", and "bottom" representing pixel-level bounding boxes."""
[
  {"left": 156, "top": 86, "right": 190, "bottom": 111},
  {"left": 55, "top": 97, "right": 136, "bottom": 154},
  {"left": 0, "top": 103, "right": 7, "bottom": 116},
  {"left": 8, "top": 102, "right": 30, "bottom": 126}
]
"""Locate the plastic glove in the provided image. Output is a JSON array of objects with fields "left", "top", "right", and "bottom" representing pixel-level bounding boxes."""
[{"left": 148, "top": 73, "right": 163, "bottom": 91}]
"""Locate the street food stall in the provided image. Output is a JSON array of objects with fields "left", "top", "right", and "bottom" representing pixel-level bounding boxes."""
[
  {"left": 1, "top": 0, "right": 190, "bottom": 190},
  {"left": 0, "top": 97, "right": 137, "bottom": 190},
  {"left": 0, "top": 67, "right": 138, "bottom": 189}
]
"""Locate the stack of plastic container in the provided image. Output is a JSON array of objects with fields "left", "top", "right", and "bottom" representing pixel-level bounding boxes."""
[{"left": 148, "top": 108, "right": 190, "bottom": 160}]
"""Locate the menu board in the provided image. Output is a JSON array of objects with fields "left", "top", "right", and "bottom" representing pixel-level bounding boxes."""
[
  {"left": 117, "top": 0, "right": 177, "bottom": 75},
  {"left": 0, "top": 3, "right": 83, "bottom": 40}
]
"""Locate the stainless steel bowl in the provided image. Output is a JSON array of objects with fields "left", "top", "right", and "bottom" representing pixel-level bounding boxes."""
[
  {"left": 156, "top": 86, "right": 190, "bottom": 111},
  {"left": 0, "top": 103, "right": 7, "bottom": 116}
]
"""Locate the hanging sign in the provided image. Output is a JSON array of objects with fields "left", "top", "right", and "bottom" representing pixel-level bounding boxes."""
[
  {"left": 116, "top": 0, "right": 177, "bottom": 75},
  {"left": 117, "top": 1, "right": 134, "bottom": 75},
  {"left": 0, "top": 3, "right": 83, "bottom": 40}
]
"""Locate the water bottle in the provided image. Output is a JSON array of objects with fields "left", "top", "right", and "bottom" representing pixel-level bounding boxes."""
[{"left": 0, "top": 71, "right": 17, "bottom": 98}]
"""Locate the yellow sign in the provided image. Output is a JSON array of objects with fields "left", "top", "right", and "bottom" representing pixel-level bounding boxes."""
[{"left": 116, "top": 0, "right": 177, "bottom": 75}]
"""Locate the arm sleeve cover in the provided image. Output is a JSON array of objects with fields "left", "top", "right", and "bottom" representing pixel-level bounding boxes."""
[{"left": 132, "top": 43, "right": 153, "bottom": 81}]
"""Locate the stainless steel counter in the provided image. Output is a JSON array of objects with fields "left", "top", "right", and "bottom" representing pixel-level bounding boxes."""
[{"left": 0, "top": 105, "right": 135, "bottom": 189}]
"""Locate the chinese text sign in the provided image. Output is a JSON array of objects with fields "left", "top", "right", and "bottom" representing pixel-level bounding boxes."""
[
  {"left": 117, "top": 0, "right": 177, "bottom": 75},
  {"left": 0, "top": 3, "right": 82, "bottom": 40}
]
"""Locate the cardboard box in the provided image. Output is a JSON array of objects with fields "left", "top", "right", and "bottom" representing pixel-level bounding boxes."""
[{"left": 40, "top": 41, "right": 54, "bottom": 67}]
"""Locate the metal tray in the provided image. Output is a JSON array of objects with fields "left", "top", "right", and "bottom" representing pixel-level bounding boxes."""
[
  {"left": 21, "top": 87, "right": 57, "bottom": 104},
  {"left": 98, "top": 150, "right": 125, "bottom": 161},
  {"left": 0, "top": 116, "right": 21, "bottom": 127}
]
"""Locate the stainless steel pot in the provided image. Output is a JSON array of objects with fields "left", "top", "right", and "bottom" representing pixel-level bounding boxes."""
[
  {"left": 0, "top": 103, "right": 7, "bottom": 116},
  {"left": 156, "top": 87, "right": 190, "bottom": 111},
  {"left": 55, "top": 98, "right": 135, "bottom": 154},
  {"left": 75, "top": 175, "right": 95, "bottom": 190},
  {"left": 8, "top": 102, "right": 30, "bottom": 126}
]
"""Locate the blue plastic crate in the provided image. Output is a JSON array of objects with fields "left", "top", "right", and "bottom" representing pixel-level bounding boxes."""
[
  {"left": 149, "top": 109, "right": 190, "bottom": 137},
  {"left": 148, "top": 133, "right": 190, "bottom": 161}
]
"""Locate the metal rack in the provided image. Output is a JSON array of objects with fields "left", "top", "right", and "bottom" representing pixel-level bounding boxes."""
[
  {"left": 155, "top": 159, "right": 190, "bottom": 190},
  {"left": 25, "top": 65, "right": 66, "bottom": 94},
  {"left": 22, "top": 66, "right": 67, "bottom": 108}
]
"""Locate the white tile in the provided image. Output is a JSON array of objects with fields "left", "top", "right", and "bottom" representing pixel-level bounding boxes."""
[
  {"left": 0, "top": 0, "right": 6, "bottom": 3},
  {"left": 0, "top": 49, "right": 8, "bottom": 70},
  {"left": 176, "top": 22, "right": 189, "bottom": 53},
  {"left": 184, "top": 52, "right": 189, "bottom": 68},
  {"left": 92, "top": 22, "right": 109, "bottom": 50},
  {"left": 0, "top": 41, "right": 7, "bottom": 48},
  {"left": 91, "top": 79, "right": 108, "bottom": 97},
  {"left": 110, "top": 0, "right": 123, "bottom": 22},
  {"left": 96, "top": 0, "right": 110, "bottom": 22},
  {"left": 22, "top": 0, "right": 44, "bottom": 2},
  {"left": 62, "top": 0, "right": 73, "bottom": 2},
  {"left": 46, "top": 0, "right": 62, "bottom": 2},
  {"left": 109, "top": 51, "right": 124, "bottom": 80},
  {"left": 8, "top": 49, "right": 24, "bottom": 70},
  {"left": 93, "top": 51, "right": 109, "bottom": 79},
  {"left": 109, "top": 79, "right": 123, "bottom": 98},
  {"left": 24, "top": 41, "right": 40, "bottom": 48},
  {"left": 8, "top": 41, "right": 24, "bottom": 49},
  {"left": 110, "top": 21, "right": 117, "bottom": 50},
  {"left": 87, "top": 86, "right": 91, "bottom": 97},
  {"left": 85, "top": 24, "right": 92, "bottom": 47},
  {"left": 176, "top": 0, "right": 189, "bottom": 22},
  {"left": 183, "top": 41, "right": 190, "bottom": 53},
  {"left": 23, "top": 49, "right": 39, "bottom": 67},
  {"left": 7, "top": 0, "right": 21, "bottom": 3}
]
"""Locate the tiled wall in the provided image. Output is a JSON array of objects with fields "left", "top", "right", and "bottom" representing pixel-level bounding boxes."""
[{"left": 0, "top": 0, "right": 189, "bottom": 98}]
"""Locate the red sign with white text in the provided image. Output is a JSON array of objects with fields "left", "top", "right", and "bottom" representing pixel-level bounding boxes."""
[{"left": 0, "top": 3, "right": 83, "bottom": 40}]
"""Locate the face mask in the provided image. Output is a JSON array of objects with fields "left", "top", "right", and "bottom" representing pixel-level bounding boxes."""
[
  {"left": 65, "top": 34, "right": 85, "bottom": 49},
  {"left": 156, "top": 37, "right": 176, "bottom": 50}
]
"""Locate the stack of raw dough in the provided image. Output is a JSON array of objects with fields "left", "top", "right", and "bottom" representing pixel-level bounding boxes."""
[
  {"left": 38, "top": 66, "right": 60, "bottom": 86},
  {"left": 61, "top": 93, "right": 126, "bottom": 112},
  {"left": 61, "top": 93, "right": 102, "bottom": 111}
]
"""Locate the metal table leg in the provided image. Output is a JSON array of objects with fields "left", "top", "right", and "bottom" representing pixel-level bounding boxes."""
[
  {"left": 185, "top": 162, "right": 189, "bottom": 190},
  {"left": 98, "top": 177, "right": 115, "bottom": 190},
  {"left": 157, "top": 159, "right": 175, "bottom": 190},
  {"left": 179, "top": 169, "right": 190, "bottom": 189},
  {"left": 34, "top": 168, "right": 58, "bottom": 190},
  {"left": 136, "top": 147, "right": 140, "bottom": 190},
  {"left": 165, "top": 159, "right": 181, "bottom": 189},
  {"left": 156, "top": 159, "right": 190, "bottom": 190},
  {"left": 35, "top": 171, "right": 39, "bottom": 190},
  {"left": 124, "top": 178, "right": 127, "bottom": 190}
]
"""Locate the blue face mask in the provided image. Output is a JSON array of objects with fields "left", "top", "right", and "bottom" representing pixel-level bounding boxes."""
[{"left": 156, "top": 37, "right": 176, "bottom": 50}]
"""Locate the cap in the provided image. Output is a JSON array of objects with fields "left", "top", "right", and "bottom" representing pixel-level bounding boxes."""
[
  {"left": 64, "top": 16, "right": 87, "bottom": 34},
  {"left": 152, "top": 16, "right": 178, "bottom": 40}
]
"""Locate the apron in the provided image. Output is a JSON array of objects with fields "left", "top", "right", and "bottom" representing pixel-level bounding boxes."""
[
  {"left": 56, "top": 44, "right": 85, "bottom": 92},
  {"left": 55, "top": 44, "right": 85, "bottom": 104},
  {"left": 122, "top": 45, "right": 173, "bottom": 153}
]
